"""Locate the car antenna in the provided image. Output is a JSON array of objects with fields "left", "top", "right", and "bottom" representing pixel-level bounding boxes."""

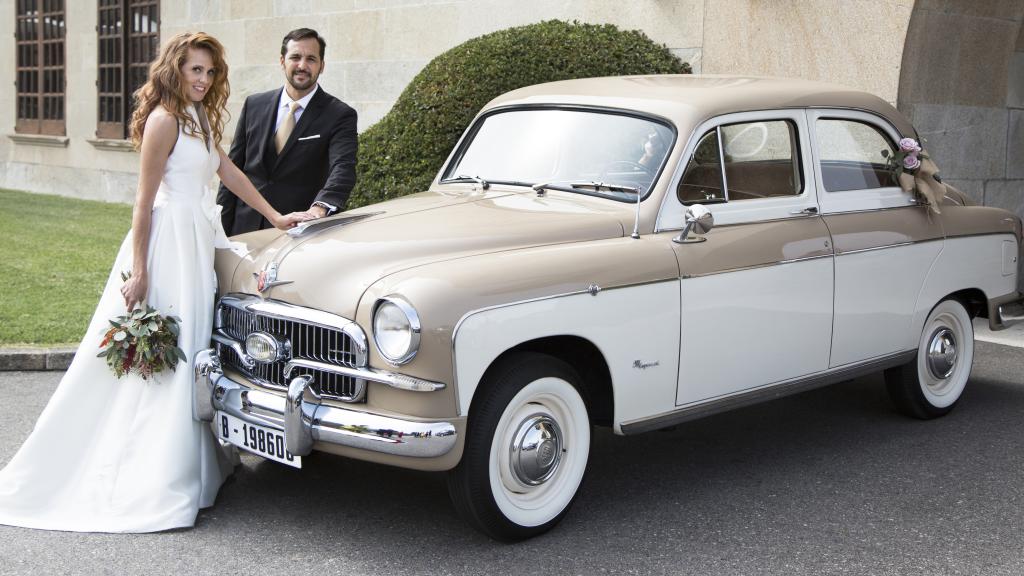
[{"left": 630, "top": 185, "right": 642, "bottom": 239}]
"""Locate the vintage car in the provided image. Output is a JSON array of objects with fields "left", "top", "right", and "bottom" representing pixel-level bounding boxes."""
[{"left": 195, "top": 75, "right": 1024, "bottom": 541}]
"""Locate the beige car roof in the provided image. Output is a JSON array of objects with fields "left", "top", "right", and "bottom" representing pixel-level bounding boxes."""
[{"left": 483, "top": 75, "right": 917, "bottom": 137}]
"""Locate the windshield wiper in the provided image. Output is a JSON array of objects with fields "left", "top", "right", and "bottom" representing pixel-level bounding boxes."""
[
  {"left": 532, "top": 181, "right": 642, "bottom": 196},
  {"left": 569, "top": 181, "right": 641, "bottom": 194},
  {"left": 532, "top": 181, "right": 645, "bottom": 240},
  {"left": 444, "top": 174, "right": 490, "bottom": 189}
]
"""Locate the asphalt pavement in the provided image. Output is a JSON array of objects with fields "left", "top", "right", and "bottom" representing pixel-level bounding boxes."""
[{"left": 0, "top": 342, "right": 1022, "bottom": 576}]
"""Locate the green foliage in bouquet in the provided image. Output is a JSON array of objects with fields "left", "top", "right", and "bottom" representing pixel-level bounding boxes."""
[
  {"left": 349, "top": 19, "right": 691, "bottom": 208},
  {"left": 97, "top": 306, "right": 185, "bottom": 380}
]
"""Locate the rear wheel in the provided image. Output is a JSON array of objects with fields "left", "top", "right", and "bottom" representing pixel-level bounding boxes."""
[
  {"left": 447, "top": 353, "right": 591, "bottom": 542},
  {"left": 885, "top": 299, "right": 974, "bottom": 419}
]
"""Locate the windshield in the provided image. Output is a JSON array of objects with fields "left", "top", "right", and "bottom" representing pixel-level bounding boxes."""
[{"left": 442, "top": 108, "right": 675, "bottom": 201}]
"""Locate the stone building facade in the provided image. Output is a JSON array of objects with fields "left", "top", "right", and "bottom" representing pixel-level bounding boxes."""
[{"left": 1, "top": 0, "right": 1021, "bottom": 219}]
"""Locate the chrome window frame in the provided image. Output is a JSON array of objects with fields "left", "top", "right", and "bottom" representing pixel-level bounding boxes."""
[
  {"left": 656, "top": 108, "right": 816, "bottom": 231},
  {"left": 804, "top": 108, "right": 916, "bottom": 215},
  {"left": 435, "top": 103, "right": 679, "bottom": 203}
]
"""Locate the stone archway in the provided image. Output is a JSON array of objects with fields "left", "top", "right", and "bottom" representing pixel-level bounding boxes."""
[{"left": 897, "top": 1, "right": 1024, "bottom": 220}]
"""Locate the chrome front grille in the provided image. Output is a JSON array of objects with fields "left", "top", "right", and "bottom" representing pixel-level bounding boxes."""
[
  {"left": 215, "top": 295, "right": 367, "bottom": 402},
  {"left": 219, "top": 305, "right": 359, "bottom": 367}
]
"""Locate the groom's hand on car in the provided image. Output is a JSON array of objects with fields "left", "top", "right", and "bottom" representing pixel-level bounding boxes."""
[{"left": 272, "top": 211, "right": 312, "bottom": 230}]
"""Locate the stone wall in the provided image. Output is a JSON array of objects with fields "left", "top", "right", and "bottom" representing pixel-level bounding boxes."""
[
  {"left": 0, "top": 0, "right": 1014, "bottom": 210},
  {"left": 701, "top": 0, "right": 915, "bottom": 104},
  {"left": 159, "top": 0, "right": 708, "bottom": 132},
  {"left": 898, "top": 1, "right": 1024, "bottom": 220},
  {"left": 0, "top": 0, "right": 142, "bottom": 203}
]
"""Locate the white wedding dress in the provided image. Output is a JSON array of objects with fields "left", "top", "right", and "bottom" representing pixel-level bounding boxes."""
[{"left": 0, "top": 105, "right": 235, "bottom": 533}]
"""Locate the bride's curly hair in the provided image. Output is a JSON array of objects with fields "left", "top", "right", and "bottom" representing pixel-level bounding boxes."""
[{"left": 130, "top": 32, "right": 230, "bottom": 149}]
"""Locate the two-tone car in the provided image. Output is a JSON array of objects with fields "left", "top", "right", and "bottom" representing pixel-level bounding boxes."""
[{"left": 195, "top": 75, "right": 1023, "bottom": 541}]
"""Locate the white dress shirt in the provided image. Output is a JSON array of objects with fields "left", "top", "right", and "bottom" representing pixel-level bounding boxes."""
[
  {"left": 275, "top": 84, "right": 318, "bottom": 131},
  {"left": 274, "top": 85, "right": 336, "bottom": 214}
]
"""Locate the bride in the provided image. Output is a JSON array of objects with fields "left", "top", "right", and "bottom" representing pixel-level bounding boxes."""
[{"left": 0, "top": 32, "right": 308, "bottom": 532}]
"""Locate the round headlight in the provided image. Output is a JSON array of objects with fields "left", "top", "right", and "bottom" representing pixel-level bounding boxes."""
[
  {"left": 373, "top": 296, "right": 421, "bottom": 365},
  {"left": 245, "top": 332, "right": 280, "bottom": 363}
]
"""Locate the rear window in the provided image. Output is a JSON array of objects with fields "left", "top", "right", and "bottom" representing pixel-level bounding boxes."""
[{"left": 816, "top": 119, "right": 898, "bottom": 192}]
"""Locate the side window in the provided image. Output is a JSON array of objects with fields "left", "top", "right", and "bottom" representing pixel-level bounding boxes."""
[
  {"left": 677, "top": 120, "right": 801, "bottom": 204},
  {"left": 816, "top": 119, "right": 897, "bottom": 192},
  {"left": 677, "top": 130, "right": 723, "bottom": 204}
]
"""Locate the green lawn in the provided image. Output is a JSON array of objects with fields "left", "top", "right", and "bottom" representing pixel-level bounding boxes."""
[{"left": 0, "top": 189, "right": 132, "bottom": 346}]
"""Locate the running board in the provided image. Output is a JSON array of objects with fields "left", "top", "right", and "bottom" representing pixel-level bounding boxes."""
[{"left": 620, "top": 350, "right": 917, "bottom": 435}]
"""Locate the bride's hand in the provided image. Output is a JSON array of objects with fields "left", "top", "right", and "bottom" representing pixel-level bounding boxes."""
[
  {"left": 271, "top": 212, "right": 311, "bottom": 230},
  {"left": 121, "top": 273, "right": 148, "bottom": 311}
]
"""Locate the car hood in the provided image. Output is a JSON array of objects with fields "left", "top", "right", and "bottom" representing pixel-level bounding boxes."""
[{"left": 216, "top": 188, "right": 629, "bottom": 319}]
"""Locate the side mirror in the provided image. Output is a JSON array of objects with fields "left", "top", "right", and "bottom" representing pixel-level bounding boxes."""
[{"left": 672, "top": 204, "right": 714, "bottom": 244}]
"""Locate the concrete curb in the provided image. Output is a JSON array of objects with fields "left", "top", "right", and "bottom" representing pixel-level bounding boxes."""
[{"left": 0, "top": 347, "right": 77, "bottom": 371}]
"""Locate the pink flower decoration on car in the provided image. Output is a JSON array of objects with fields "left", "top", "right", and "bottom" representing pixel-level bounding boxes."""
[
  {"left": 899, "top": 138, "right": 921, "bottom": 153},
  {"left": 903, "top": 154, "right": 921, "bottom": 171}
]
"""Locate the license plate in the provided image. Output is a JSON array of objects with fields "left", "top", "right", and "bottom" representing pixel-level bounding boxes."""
[{"left": 216, "top": 411, "right": 302, "bottom": 468}]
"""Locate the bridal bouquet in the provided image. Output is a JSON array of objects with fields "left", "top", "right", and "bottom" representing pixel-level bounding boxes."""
[{"left": 97, "top": 278, "right": 186, "bottom": 380}]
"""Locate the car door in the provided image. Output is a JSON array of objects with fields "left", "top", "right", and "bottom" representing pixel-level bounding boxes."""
[
  {"left": 806, "top": 109, "right": 944, "bottom": 367},
  {"left": 658, "top": 110, "right": 835, "bottom": 407}
]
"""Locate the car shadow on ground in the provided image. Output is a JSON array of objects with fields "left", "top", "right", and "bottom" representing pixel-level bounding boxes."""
[{"left": 193, "top": 343, "right": 1024, "bottom": 574}]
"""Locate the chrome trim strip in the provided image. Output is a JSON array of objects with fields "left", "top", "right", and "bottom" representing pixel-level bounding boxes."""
[
  {"left": 620, "top": 350, "right": 917, "bottom": 435},
  {"left": 943, "top": 231, "right": 1020, "bottom": 242},
  {"left": 777, "top": 254, "right": 831, "bottom": 265},
  {"left": 682, "top": 253, "right": 834, "bottom": 279},
  {"left": 818, "top": 202, "right": 919, "bottom": 216},
  {"left": 285, "top": 358, "right": 445, "bottom": 392},
  {"left": 195, "top": 349, "right": 458, "bottom": 458},
  {"left": 837, "top": 241, "right": 915, "bottom": 256},
  {"left": 716, "top": 125, "right": 730, "bottom": 201}
]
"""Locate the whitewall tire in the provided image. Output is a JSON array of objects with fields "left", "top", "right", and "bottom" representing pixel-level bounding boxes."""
[
  {"left": 448, "top": 352, "right": 591, "bottom": 541},
  {"left": 886, "top": 299, "right": 974, "bottom": 419}
]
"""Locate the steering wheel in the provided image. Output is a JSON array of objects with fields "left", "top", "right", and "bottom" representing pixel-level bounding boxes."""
[{"left": 598, "top": 160, "right": 653, "bottom": 182}]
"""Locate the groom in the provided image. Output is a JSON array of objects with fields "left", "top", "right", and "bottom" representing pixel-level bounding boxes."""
[{"left": 218, "top": 28, "right": 357, "bottom": 235}]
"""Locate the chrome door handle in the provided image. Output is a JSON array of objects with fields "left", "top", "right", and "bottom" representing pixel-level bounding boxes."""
[{"left": 790, "top": 206, "right": 818, "bottom": 215}]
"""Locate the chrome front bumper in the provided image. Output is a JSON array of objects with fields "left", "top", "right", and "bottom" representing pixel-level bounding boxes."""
[{"left": 194, "top": 349, "right": 457, "bottom": 458}]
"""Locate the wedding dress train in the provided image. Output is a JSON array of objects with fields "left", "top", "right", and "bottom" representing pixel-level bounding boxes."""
[{"left": 0, "top": 105, "right": 235, "bottom": 532}]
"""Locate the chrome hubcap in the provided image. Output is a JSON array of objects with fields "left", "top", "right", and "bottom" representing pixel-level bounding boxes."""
[
  {"left": 509, "top": 414, "right": 563, "bottom": 486},
  {"left": 926, "top": 327, "right": 958, "bottom": 379}
]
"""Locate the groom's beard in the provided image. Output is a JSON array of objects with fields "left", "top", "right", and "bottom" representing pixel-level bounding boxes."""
[{"left": 288, "top": 71, "right": 316, "bottom": 92}]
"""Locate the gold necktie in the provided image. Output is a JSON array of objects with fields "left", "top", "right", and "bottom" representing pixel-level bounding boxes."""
[{"left": 274, "top": 101, "right": 300, "bottom": 153}]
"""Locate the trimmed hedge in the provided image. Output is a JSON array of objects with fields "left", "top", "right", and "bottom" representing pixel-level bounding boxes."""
[{"left": 349, "top": 20, "right": 691, "bottom": 207}]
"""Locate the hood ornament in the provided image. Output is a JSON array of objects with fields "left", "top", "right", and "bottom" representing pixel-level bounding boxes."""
[
  {"left": 254, "top": 261, "right": 293, "bottom": 293},
  {"left": 286, "top": 211, "right": 384, "bottom": 238}
]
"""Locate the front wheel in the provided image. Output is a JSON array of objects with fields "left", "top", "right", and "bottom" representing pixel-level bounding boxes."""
[
  {"left": 447, "top": 353, "right": 591, "bottom": 542},
  {"left": 885, "top": 299, "right": 975, "bottom": 419}
]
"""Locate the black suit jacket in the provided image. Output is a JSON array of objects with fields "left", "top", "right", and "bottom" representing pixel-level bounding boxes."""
[{"left": 217, "top": 86, "right": 357, "bottom": 235}]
